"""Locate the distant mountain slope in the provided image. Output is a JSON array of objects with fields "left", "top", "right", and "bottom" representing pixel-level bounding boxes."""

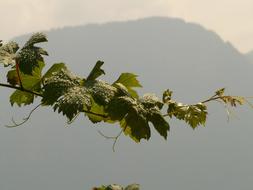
[
  {"left": 246, "top": 50, "right": 253, "bottom": 64},
  {"left": 4, "top": 17, "right": 253, "bottom": 190},
  {"left": 16, "top": 17, "right": 252, "bottom": 100}
]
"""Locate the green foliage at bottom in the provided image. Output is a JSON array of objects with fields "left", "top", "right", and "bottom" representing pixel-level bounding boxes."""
[{"left": 93, "top": 184, "right": 140, "bottom": 190}]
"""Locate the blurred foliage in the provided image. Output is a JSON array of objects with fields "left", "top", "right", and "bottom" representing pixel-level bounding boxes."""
[{"left": 92, "top": 184, "right": 140, "bottom": 190}]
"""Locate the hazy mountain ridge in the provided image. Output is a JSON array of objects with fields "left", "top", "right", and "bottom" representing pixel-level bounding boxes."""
[
  {"left": 2, "top": 17, "right": 253, "bottom": 190},
  {"left": 16, "top": 17, "right": 251, "bottom": 91},
  {"left": 246, "top": 50, "right": 253, "bottom": 63},
  {"left": 17, "top": 17, "right": 251, "bottom": 99}
]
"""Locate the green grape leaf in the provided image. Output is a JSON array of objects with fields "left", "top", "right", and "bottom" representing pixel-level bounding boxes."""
[
  {"left": 114, "top": 73, "right": 142, "bottom": 88},
  {"left": 23, "top": 32, "right": 48, "bottom": 47},
  {"left": 9, "top": 61, "right": 45, "bottom": 106},
  {"left": 42, "top": 67, "right": 94, "bottom": 121},
  {"left": 86, "top": 60, "right": 105, "bottom": 81},
  {"left": 42, "top": 65, "right": 117, "bottom": 122},
  {"left": 124, "top": 184, "right": 140, "bottom": 190},
  {"left": 10, "top": 91, "right": 34, "bottom": 106},
  {"left": 0, "top": 41, "right": 19, "bottom": 67},
  {"left": 121, "top": 114, "right": 150, "bottom": 143},
  {"left": 149, "top": 111, "right": 170, "bottom": 139},
  {"left": 21, "top": 61, "right": 45, "bottom": 89},
  {"left": 140, "top": 94, "right": 169, "bottom": 139},
  {"left": 42, "top": 68, "right": 80, "bottom": 105},
  {"left": 113, "top": 73, "right": 142, "bottom": 98},
  {"left": 167, "top": 101, "right": 207, "bottom": 129},
  {"left": 54, "top": 86, "right": 92, "bottom": 121},
  {"left": 106, "top": 184, "right": 123, "bottom": 190},
  {"left": 42, "top": 62, "right": 67, "bottom": 82},
  {"left": 86, "top": 98, "right": 108, "bottom": 123},
  {"left": 17, "top": 33, "right": 48, "bottom": 75},
  {"left": 85, "top": 80, "right": 118, "bottom": 106},
  {"left": 113, "top": 82, "right": 131, "bottom": 96},
  {"left": 109, "top": 96, "right": 150, "bottom": 142},
  {"left": 6, "top": 69, "right": 19, "bottom": 86},
  {"left": 93, "top": 185, "right": 107, "bottom": 190},
  {"left": 140, "top": 93, "right": 164, "bottom": 109},
  {"left": 108, "top": 94, "right": 169, "bottom": 141},
  {"left": 107, "top": 97, "right": 131, "bottom": 121},
  {"left": 7, "top": 61, "right": 44, "bottom": 88},
  {"left": 186, "top": 104, "right": 207, "bottom": 129}
]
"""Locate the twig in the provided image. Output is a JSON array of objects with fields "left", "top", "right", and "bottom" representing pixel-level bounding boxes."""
[
  {"left": 98, "top": 127, "right": 126, "bottom": 152},
  {"left": 15, "top": 59, "right": 23, "bottom": 89},
  {"left": 5, "top": 103, "right": 42, "bottom": 128},
  {"left": 201, "top": 96, "right": 221, "bottom": 104},
  {"left": 0, "top": 82, "right": 43, "bottom": 97}
]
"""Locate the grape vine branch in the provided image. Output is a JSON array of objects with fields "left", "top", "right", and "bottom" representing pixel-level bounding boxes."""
[{"left": 0, "top": 33, "right": 252, "bottom": 152}]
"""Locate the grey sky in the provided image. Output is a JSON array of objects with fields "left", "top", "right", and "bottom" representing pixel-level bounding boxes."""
[{"left": 1, "top": 0, "right": 252, "bottom": 53}]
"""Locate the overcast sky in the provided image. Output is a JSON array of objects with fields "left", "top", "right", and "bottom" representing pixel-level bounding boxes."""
[{"left": 1, "top": 0, "right": 252, "bottom": 53}]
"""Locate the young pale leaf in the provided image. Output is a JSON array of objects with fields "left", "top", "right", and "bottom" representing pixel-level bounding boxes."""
[
  {"left": 215, "top": 88, "right": 225, "bottom": 96},
  {"left": 163, "top": 89, "right": 173, "bottom": 103},
  {"left": 113, "top": 73, "right": 142, "bottom": 98},
  {"left": 17, "top": 33, "right": 48, "bottom": 75},
  {"left": 213, "top": 88, "right": 245, "bottom": 107},
  {"left": 221, "top": 96, "right": 245, "bottom": 107},
  {"left": 86, "top": 60, "right": 105, "bottom": 81},
  {"left": 0, "top": 41, "right": 19, "bottom": 67}
]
